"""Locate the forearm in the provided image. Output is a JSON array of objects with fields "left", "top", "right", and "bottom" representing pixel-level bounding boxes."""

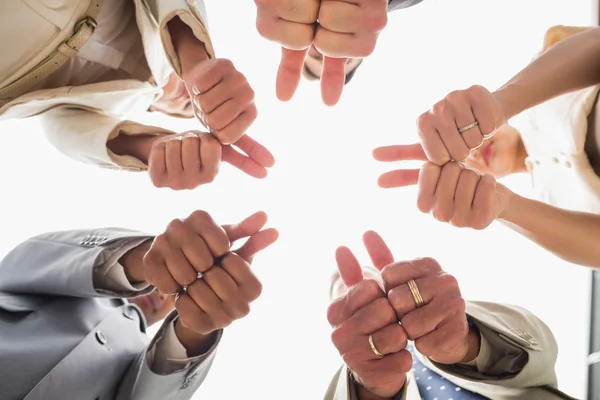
[
  {"left": 107, "top": 133, "right": 161, "bottom": 166},
  {"left": 167, "top": 16, "right": 210, "bottom": 80},
  {"left": 494, "top": 27, "right": 600, "bottom": 120},
  {"left": 500, "top": 193, "right": 600, "bottom": 268}
]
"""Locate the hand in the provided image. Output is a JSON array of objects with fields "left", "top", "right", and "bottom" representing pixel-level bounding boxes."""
[
  {"left": 148, "top": 131, "right": 275, "bottom": 189},
  {"left": 373, "top": 143, "right": 513, "bottom": 230},
  {"left": 254, "top": 0, "right": 387, "bottom": 106},
  {"left": 143, "top": 210, "right": 279, "bottom": 335},
  {"left": 254, "top": 0, "right": 319, "bottom": 102},
  {"left": 368, "top": 230, "right": 478, "bottom": 364},
  {"left": 327, "top": 234, "right": 411, "bottom": 399},
  {"left": 183, "top": 58, "right": 257, "bottom": 146},
  {"left": 416, "top": 85, "right": 506, "bottom": 165}
]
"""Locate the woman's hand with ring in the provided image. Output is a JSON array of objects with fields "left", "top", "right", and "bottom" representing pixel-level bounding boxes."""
[{"left": 416, "top": 85, "right": 506, "bottom": 165}]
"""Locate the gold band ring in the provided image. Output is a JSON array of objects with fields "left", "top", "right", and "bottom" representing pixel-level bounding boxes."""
[
  {"left": 368, "top": 334, "right": 384, "bottom": 357},
  {"left": 458, "top": 120, "right": 479, "bottom": 133},
  {"left": 407, "top": 279, "right": 424, "bottom": 308}
]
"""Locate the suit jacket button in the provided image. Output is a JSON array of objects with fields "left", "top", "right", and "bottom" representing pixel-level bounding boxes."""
[
  {"left": 95, "top": 331, "right": 107, "bottom": 345},
  {"left": 123, "top": 308, "right": 135, "bottom": 320}
]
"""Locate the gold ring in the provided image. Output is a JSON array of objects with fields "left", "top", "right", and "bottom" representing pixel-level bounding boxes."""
[
  {"left": 458, "top": 120, "right": 479, "bottom": 133},
  {"left": 407, "top": 279, "right": 424, "bottom": 308},
  {"left": 368, "top": 334, "right": 384, "bottom": 357}
]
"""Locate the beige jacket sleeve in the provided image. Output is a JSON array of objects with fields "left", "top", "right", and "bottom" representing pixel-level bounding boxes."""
[
  {"left": 428, "top": 301, "right": 558, "bottom": 388},
  {"left": 40, "top": 106, "right": 175, "bottom": 171},
  {"left": 39, "top": 0, "right": 216, "bottom": 172},
  {"left": 323, "top": 301, "right": 558, "bottom": 400},
  {"left": 144, "top": 0, "right": 216, "bottom": 78}
]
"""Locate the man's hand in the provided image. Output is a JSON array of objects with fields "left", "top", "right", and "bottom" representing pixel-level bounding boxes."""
[
  {"left": 416, "top": 85, "right": 506, "bottom": 165},
  {"left": 142, "top": 210, "right": 278, "bottom": 337},
  {"left": 254, "top": 0, "right": 388, "bottom": 106},
  {"left": 373, "top": 143, "right": 513, "bottom": 230},
  {"left": 314, "top": 0, "right": 388, "bottom": 105},
  {"left": 147, "top": 131, "right": 275, "bottom": 190},
  {"left": 362, "top": 231, "right": 480, "bottom": 365},
  {"left": 183, "top": 59, "right": 257, "bottom": 146},
  {"left": 328, "top": 236, "right": 411, "bottom": 399}
]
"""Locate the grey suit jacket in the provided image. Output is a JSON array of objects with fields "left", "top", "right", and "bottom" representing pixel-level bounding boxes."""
[
  {"left": 388, "top": 0, "right": 424, "bottom": 12},
  {"left": 0, "top": 228, "right": 221, "bottom": 400}
]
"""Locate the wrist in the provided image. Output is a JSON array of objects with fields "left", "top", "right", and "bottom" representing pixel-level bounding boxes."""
[
  {"left": 497, "top": 185, "right": 523, "bottom": 223},
  {"left": 174, "top": 318, "right": 218, "bottom": 357},
  {"left": 107, "top": 133, "right": 161, "bottom": 165},
  {"left": 167, "top": 16, "right": 210, "bottom": 79},
  {"left": 492, "top": 85, "right": 522, "bottom": 123},
  {"left": 459, "top": 324, "right": 481, "bottom": 363},
  {"left": 121, "top": 240, "right": 153, "bottom": 285}
]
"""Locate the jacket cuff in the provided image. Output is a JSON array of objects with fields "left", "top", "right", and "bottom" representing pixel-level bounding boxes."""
[{"left": 158, "top": 2, "right": 216, "bottom": 78}]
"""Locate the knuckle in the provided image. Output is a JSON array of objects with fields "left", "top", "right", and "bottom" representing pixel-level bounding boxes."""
[
  {"left": 432, "top": 206, "right": 451, "bottom": 223},
  {"left": 416, "top": 257, "right": 442, "bottom": 274},
  {"left": 327, "top": 303, "right": 340, "bottom": 326},
  {"left": 166, "top": 218, "right": 185, "bottom": 234},
  {"left": 216, "top": 58, "right": 235, "bottom": 71},
  {"left": 432, "top": 99, "right": 452, "bottom": 116},
  {"left": 445, "top": 90, "right": 465, "bottom": 104},
  {"left": 380, "top": 265, "right": 394, "bottom": 287},
  {"left": 401, "top": 316, "right": 421, "bottom": 340},
  {"left": 416, "top": 194, "right": 431, "bottom": 214},
  {"left": 447, "top": 296, "right": 466, "bottom": 315},
  {"left": 437, "top": 272, "right": 459, "bottom": 291},
  {"left": 362, "top": 279, "right": 383, "bottom": 299},
  {"left": 247, "top": 280, "right": 263, "bottom": 301},
  {"left": 152, "top": 234, "right": 168, "bottom": 250},
  {"left": 330, "top": 326, "right": 349, "bottom": 349},
  {"left": 189, "top": 209, "right": 211, "bottom": 223},
  {"left": 416, "top": 113, "right": 430, "bottom": 133}
]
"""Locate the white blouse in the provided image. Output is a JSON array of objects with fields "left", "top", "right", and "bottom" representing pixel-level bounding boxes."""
[{"left": 512, "top": 84, "right": 600, "bottom": 214}]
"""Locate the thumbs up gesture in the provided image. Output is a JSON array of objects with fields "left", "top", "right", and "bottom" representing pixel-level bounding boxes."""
[
  {"left": 327, "top": 231, "right": 411, "bottom": 399},
  {"left": 142, "top": 210, "right": 278, "bottom": 336},
  {"left": 373, "top": 143, "right": 513, "bottom": 230},
  {"left": 254, "top": 0, "right": 388, "bottom": 106}
]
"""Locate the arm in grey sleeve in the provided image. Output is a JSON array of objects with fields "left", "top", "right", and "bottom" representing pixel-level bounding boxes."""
[
  {"left": 116, "top": 311, "right": 222, "bottom": 400},
  {"left": 388, "top": 0, "right": 424, "bottom": 12},
  {"left": 0, "top": 228, "right": 154, "bottom": 298}
]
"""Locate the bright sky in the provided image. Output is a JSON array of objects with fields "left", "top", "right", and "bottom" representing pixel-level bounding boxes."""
[{"left": 0, "top": 0, "right": 595, "bottom": 398}]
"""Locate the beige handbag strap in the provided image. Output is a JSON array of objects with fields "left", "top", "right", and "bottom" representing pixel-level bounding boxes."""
[{"left": 0, "top": 0, "right": 104, "bottom": 103}]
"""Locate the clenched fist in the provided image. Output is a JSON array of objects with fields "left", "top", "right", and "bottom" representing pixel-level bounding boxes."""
[
  {"left": 374, "top": 143, "right": 514, "bottom": 230},
  {"left": 255, "top": 0, "right": 388, "bottom": 106},
  {"left": 147, "top": 131, "right": 275, "bottom": 190},
  {"left": 183, "top": 59, "right": 258, "bottom": 146},
  {"left": 143, "top": 210, "right": 278, "bottom": 335},
  {"left": 328, "top": 233, "right": 412, "bottom": 399},
  {"left": 416, "top": 85, "right": 506, "bottom": 165}
]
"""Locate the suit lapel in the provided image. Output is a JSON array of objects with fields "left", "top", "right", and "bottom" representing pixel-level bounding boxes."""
[{"left": 24, "top": 304, "right": 146, "bottom": 400}]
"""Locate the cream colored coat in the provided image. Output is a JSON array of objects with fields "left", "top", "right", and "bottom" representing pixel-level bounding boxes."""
[
  {"left": 0, "top": 0, "right": 215, "bottom": 171},
  {"left": 324, "top": 301, "right": 572, "bottom": 400}
]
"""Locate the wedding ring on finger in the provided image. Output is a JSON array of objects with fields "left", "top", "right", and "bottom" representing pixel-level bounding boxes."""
[
  {"left": 458, "top": 120, "right": 479, "bottom": 134},
  {"left": 368, "top": 334, "right": 384, "bottom": 357},
  {"left": 407, "top": 279, "right": 424, "bottom": 308}
]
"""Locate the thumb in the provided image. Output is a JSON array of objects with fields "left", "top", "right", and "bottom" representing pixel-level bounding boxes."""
[
  {"left": 335, "top": 246, "right": 364, "bottom": 288},
  {"left": 276, "top": 47, "right": 309, "bottom": 102},
  {"left": 234, "top": 228, "right": 279, "bottom": 263},
  {"left": 222, "top": 211, "right": 268, "bottom": 242},
  {"left": 321, "top": 56, "right": 347, "bottom": 106},
  {"left": 362, "top": 231, "right": 394, "bottom": 271},
  {"left": 372, "top": 143, "right": 428, "bottom": 162}
]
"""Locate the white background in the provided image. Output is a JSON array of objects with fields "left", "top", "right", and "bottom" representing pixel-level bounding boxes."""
[{"left": 0, "top": 0, "right": 595, "bottom": 398}]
